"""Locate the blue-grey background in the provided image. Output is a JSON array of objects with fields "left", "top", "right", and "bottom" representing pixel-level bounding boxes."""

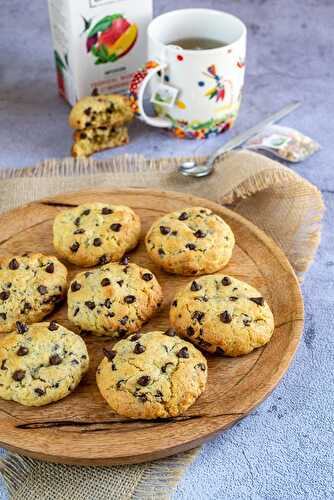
[{"left": 0, "top": 1, "right": 333, "bottom": 499}]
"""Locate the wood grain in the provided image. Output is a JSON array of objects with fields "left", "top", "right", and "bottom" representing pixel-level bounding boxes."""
[{"left": 0, "top": 188, "right": 304, "bottom": 465}]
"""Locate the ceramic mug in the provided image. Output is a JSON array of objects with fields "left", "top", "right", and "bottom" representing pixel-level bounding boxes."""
[{"left": 129, "top": 8, "right": 247, "bottom": 139}]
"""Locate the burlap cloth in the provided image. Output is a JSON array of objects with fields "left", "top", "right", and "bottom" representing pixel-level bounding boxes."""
[{"left": 0, "top": 150, "right": 324, "bottom": 499}]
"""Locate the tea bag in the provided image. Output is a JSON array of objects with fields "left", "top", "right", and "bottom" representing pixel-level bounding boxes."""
[{"left": 244, "top": 125, "right": 320, "bottom": 162}]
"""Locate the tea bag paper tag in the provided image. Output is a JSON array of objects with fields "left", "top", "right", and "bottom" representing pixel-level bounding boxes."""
[{"left": 151, "top": 83, "right": 179, "bottom": 108}]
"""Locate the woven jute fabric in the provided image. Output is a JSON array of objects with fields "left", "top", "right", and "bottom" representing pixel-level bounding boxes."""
[{"left": 0, "top": 150, "right": 324, "bottom": 499}]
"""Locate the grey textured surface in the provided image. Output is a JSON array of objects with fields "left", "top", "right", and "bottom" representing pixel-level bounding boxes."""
[{"left": 0, "top": 1, "right": 333, "bottom": 499}]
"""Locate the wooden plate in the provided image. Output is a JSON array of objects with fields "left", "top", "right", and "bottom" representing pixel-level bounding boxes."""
[{"left": 0, "top": 188, "right": 304, "bottom": 465}]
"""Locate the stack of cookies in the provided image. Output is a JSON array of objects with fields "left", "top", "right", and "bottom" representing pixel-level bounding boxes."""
[
  {"left": 0, "top": 202, "right": 274, "bottom": 419},
  {"left": 69, "top": 94, "right": 134, "bottom": 158}
]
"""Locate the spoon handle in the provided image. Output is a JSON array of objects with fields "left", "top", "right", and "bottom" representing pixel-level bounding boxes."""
[{"left": 207, "top": 100, "right": 301, "bottom": 167}]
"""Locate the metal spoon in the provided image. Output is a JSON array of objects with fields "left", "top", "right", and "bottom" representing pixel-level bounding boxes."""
[{"left": 179, "top": 101, "right": 301, "bottom": 177}]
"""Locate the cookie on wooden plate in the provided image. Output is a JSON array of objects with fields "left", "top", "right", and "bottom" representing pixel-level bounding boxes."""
[
  {"left": 170, "top": 275, "right": 274, "bottom": 357},
  {"left": 53, "top": 202, "right": 141, "bottom": 267},
  {"left": 145, "top": 207, "right": 235, "bottom": 276},
  {"left": 68, "top": 261, "right": 163, "bottom": 337},
  {"left": 0, "top": 321, "right": 89, "bottom": 406},
  {"left": 0, "top": 253, "right": 67, "bottom": 333},
  {"left": 96, "top": 330, "right": 207, "bottom": 419}
]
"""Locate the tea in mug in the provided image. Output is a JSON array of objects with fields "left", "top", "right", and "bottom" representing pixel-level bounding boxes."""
[{"left": 168, "top": 37, "right": 228, "bottom": 50}]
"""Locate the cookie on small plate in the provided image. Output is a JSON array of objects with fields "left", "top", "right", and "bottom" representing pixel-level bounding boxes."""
[
  {"left": 68, "top": 261, "right": 163, "bottom": 337},
  {"left": 0, "top": 253, "right": 67, "bottom": 333},
  {"left": 53, "top": 202, "right": 141, "bottom": 267},
  {"left": 145, "top": 207, "right": 235, "bottom": 276},
  {"left": 0, "top": 321, "right": 89, "bottom": 406},
  {"left": 170, "top": 275, "right": 274, "bottom": 357},
  {"left": 69, "top": 94, "right": 133, "bottom": 130},
  {"left": 96, "top": 329, "right": 207, "bottom": 419}
]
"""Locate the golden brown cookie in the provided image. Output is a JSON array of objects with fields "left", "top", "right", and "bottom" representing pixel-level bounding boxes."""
[
  {"left": 71, "top": 126, "right": 128, "bottom": 158},
  {"left": 145, "top": 207, "right": 235, "bottom": 276},
  {"left": 0, "top": 254, "right": 67, "bottom": 333},
  {"left": 68, "top": 261, "right": 163, "bottom": 337},
  {"left": 69, "top": 94, "right": 133, "bottom": 130},
  {"left": 53, "top": 202, "right": 141, "bottom": 267},
  {"left": 0, "top": 321, "right": 89, "bottom": 406},
  {"left": 96, "top": 329, "right": 207, "bottom": 419},
  {"left": 170, "top": 275, "right": 274, "bottom": 357}
]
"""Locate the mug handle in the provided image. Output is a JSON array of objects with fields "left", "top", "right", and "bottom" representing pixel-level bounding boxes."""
[{"left": 129, "top": 60, "right": 172, "bottom": 128}]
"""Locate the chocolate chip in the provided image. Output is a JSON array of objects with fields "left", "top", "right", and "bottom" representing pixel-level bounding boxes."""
[
  {"left": 110, "top": 223, "right": 122, "bottom": 232},
  {"left": 71, "top": 281, "right": 81, "bottom": 292},
  {"left": 74, "top": 307, "right": 80, "bottom": 316},
  {"left": 158, "top": 248, "right": 165, "bottom": 255},
  {"left": 165, "top": 328, "right": 176, "bottom": 337},
  {"left": 101, "top": 278, "right": 110, "bottom": 287},
  {"left": 130, "top": 333, "right": 141, "bottom": 342},
  {"left": 102, "top": 207, "right": 113, "bottom": 215},
  {"left": 160, "top": 226, "right": 171, "bottom": 235},
  {"left": 34, "top": 388, "right": 45, "bottom": 396},
  {"left": 216, "top": 347, "right": 225, "bottom": 355},
  {"left": 1, "top": 359, "right": 7, "bottom": 370},
  {"left": 178, "top": 212, "right": 188, "bottom": 220},
  {"left": 13, "top": 370, "right": 25, "bottom": 381},
  {"left": 74, "top": 228, "right": 85, "bottom": 235},
  {"left": 118, "top": 329, "right": 127, "bottom": 338},
  {"left": 16, "top": 346, "right": 29, "bottom": 356},
  {"left": 106, "top": 312, "right": 115, "bottom": 318},
  {"left": 195, "top": 363, "right": 206, "bottom": 371},
  {"left": 142, "top": 273, "right": 153, "bottom": 282},
  {"left": 81, "top": 209, "right": 91, "bottom": 216},
  {"left": 0, "top": 291, "right": 10, "bottom": 301},
  {"left": 98, "top": 255, "right": 109, "bottom": 265},
  {"left": 137, "top": 393, "right": 148, "bottom": 403},
  {"left": 103, "top": 348, "right": 116, "bottom": 361},
  {"left": 93, "top": 237, "right": 102, "bottom": 247},
  {"left": 84, "top": 107, "right": 92, "bottom": 116},
  {"left": 104, "top": 298, "right": 112, "bottom": 308},
  {"left": 8, "top": 258, "right": 19, "bottom": 270},
  {"left": 192, "top": 310, "right": 205, "bottom": 323},
  {"left": 20, "top": 301, "right": 31, "bottom": 314},
  {"left": 37, "top": 285, "right": 48, "bottom": 295},
  {"left": 161, "top": 362, "right": 174, "bottom": 373},
  {"left": 194, "top": 230, "right": 206, "bottom": 238},
  {"left": 71, "top": 359, "right": 79, "bottom": 366},
  {"left": 186, "top": 326, "right": 195, "bottom": 336},
  {"left": 172, "top": 300, "right": 177, "bottom": 307},
  {"left": 49, "top": 354, "right": 62, "bottom": 365},
  {"left": 185, "top": 243, "right": 196, "bottom": 250},
  {"left": 120, "top": 256, "right": 129, "bottom": 265},
  {"left": 119, "top": 315, "right": 128, "bottom": 325},
  {"left": 84, "top": 272, "right": 93, "bottom": 278},
  {"left": 116, "top": 280, "right": 123, "bottom": 288},
  {"left": 250, "top": 297, "right": 264, "bottom": 306},
  {"left": 45, "top": 262, "right": 54, "bottom": 273},
  {"left": 229, "top": 296, "right": 238, "bottom": 302},
  {"left": 134, "top": 343, "right": 145, "bottom": 354},
  {"left": 171, "top": 230, "right": 178, "bottom": 236},
  {"left": 116, "top": 379, "right": 125, "bottom": 389},
  {"left": 70, "top": 241, "right": 80, "bottom": 253},
  {"left": 74, "top": 217, "right": 81, "bottom": 226},
  {"left": 48, "top": 321, "right": 59, "bottom": 331},
  {"left": 191, "top": 281, "right": 202, "bottom": 292},
  {"left": 220, "top": 311, "right": 232, "bottom": 323},
  {"left": 124, "top": 295, "right": 136, "bottom": 304},
  {"left": 85, "top": 301, "right": 95, "bottom": 310},
  {"left": 243, "top": 318, "right": 252, "bottom": 327},
  {"left": 0, "top": 313, "right": 6, "bottom": 320},
  {"left": 80, "top": 132, "right": 87, "bottom": 140},
  {"left": 137, "top": 375, "right": 150, "bottom": 386},
  {"left": 222, "top": 276, "right": 232, "bottom": 286},
  {"left": 177, "top": 347, "right": 189, "bottom": 358},
  {"left": 16, "top": 321, "right": 28, "bottom": 334}
]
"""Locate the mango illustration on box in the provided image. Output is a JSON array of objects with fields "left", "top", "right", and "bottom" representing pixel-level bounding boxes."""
[{"left": 86, "top": 14, "right": 138, "bottom": 64}]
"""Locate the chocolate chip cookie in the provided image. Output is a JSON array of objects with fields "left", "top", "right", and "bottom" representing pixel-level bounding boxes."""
[
  {"left": 71, "top": 126, "right": 128, "bottom": 158},
  {"left": 68, "top": 261, "right": 163, "bottom": 337},
  {"left": 170, "top": 275, "right": 274, "bottom": 357},
  {"left": 96, "top": 329, "right": 207, "bottom": 419},
  {"left": 0, "top": 254, "right": 67, "bottom": 333},
  {"left": 0, "top": 321, "right": 89, "bottom": 406},
  {"left": 69, "top": 94, "right": 133, "bottom": 130},
  {"left": 145, "top": 207, "right": 235, "bottom": 275},
  {"left": 53, "top": 202, "right": 141, "bottom": 267}
]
